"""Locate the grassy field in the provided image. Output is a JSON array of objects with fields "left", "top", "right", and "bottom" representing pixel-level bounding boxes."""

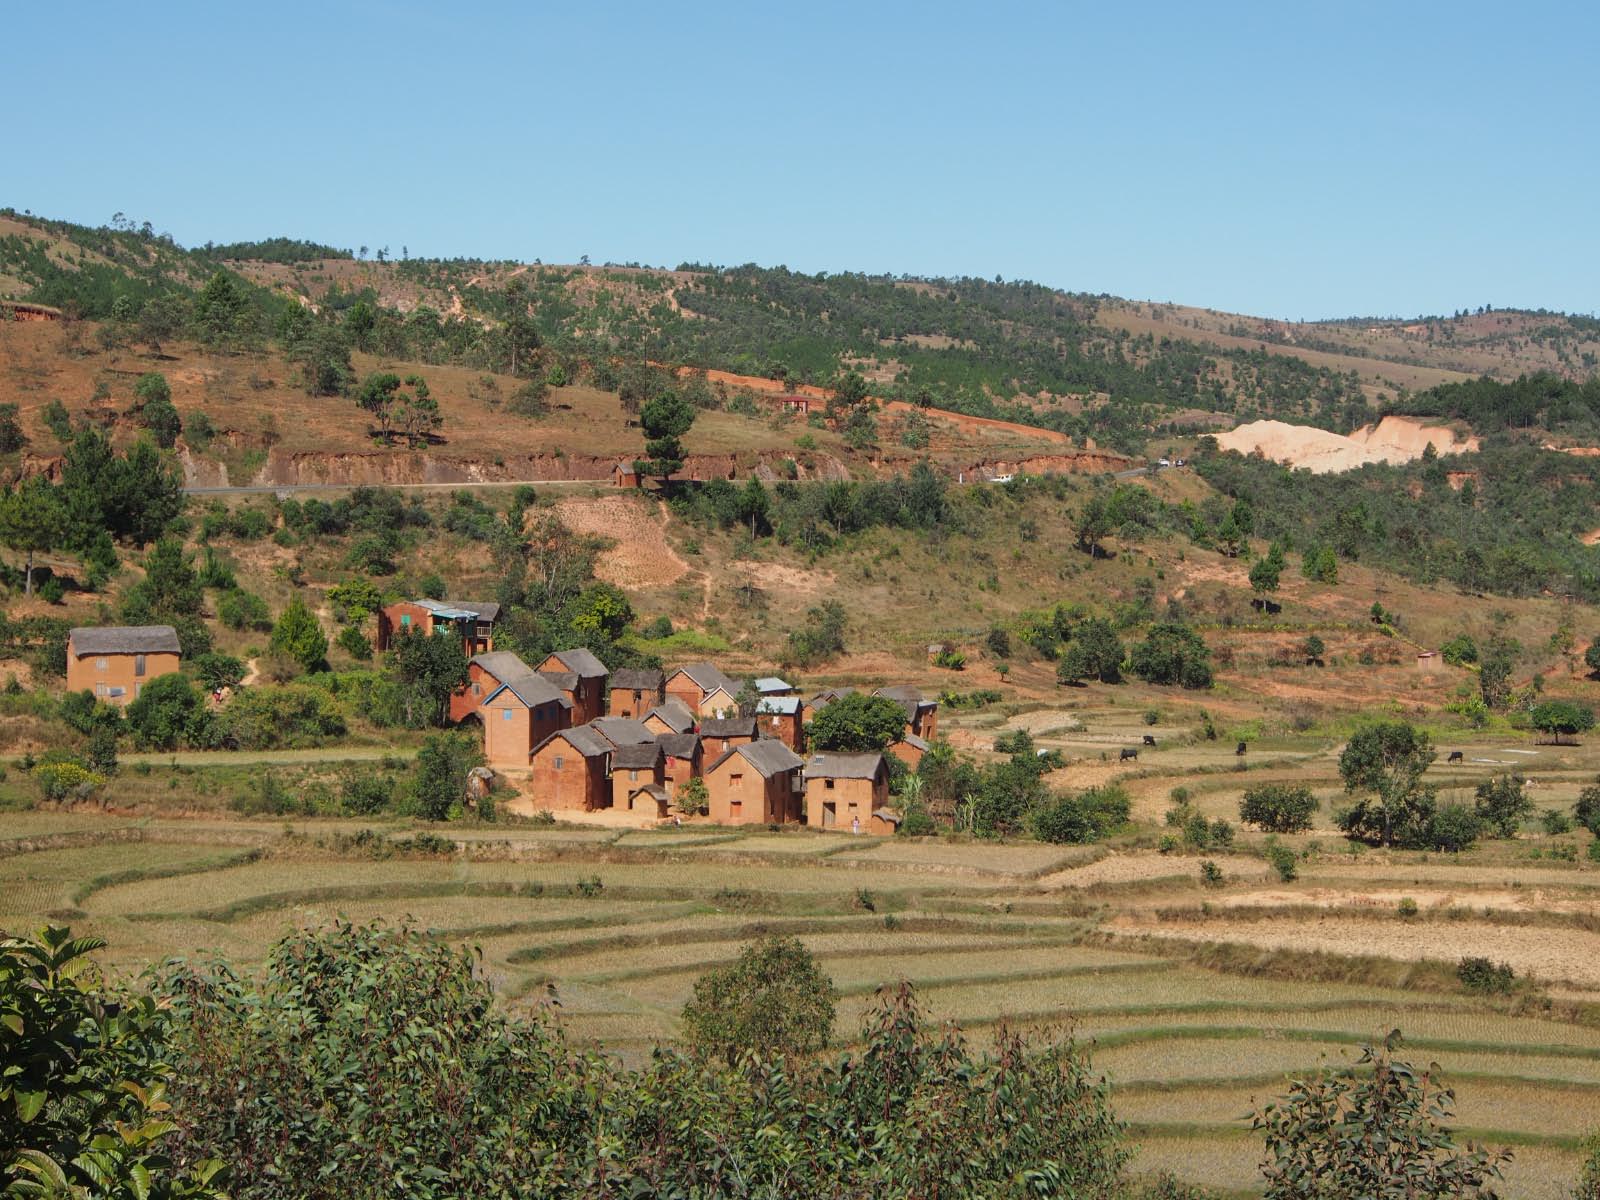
[{"left": 5, "top": 791, "right": 1599, "bottom": 1198}]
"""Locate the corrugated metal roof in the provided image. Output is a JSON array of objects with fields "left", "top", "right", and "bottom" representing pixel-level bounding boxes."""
[{"left": 757, "top": 696, "right": 802, "bottom": 715}]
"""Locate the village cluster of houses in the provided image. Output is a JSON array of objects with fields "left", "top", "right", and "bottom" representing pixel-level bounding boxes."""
[
  {"left": 379, "top": 598, "right": 936, "bottom": 832},
  {"left": 62, "top": 601, "right": 937, "bottom": 833}
]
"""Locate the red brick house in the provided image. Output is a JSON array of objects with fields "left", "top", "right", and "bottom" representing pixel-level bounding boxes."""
[
  {"left": 698, "top": 716, "right": 758, "bottom": 759},
  {"left": 874, "top": 686, "right": 939, "bottom": 741},
  {"left": 612, "top": 461, "right": 641, "bottom": 489},
  {"left": 664, "top": 662, "right": 742, "bottom": 718},
  {"left": 607, "top": 667, "right": 664, "bottom": 718},
  {"left": 643, "top": 699, "right": 697, "bottom": 737},
  {"left": 703, "top": 740, "right": 805, "bottom": 826},
  {"left": 478, "top": 668, "right": 572, "bottom": 768},
  {"left": 888, "top": 733, "right": 930, "bottom": 771},
  {"left": 521, "top": 725, "right": 613, "bottom": 814},
  {"left": 453, "top": 651, "right": 573, "bottom": 726},
  {"left": 803, "top": 752, "right": 890, "bottom": 831},
  {"left": 377, "top": 600, "right": 500, "bottom": 656},
  {"left": 610, "top": 741, "right": 666, "bottom": 811},
  {"left": 656, "top": 732, "right": 703, "bottom": 801},
  {"left": 538, "top": 648, "right": 609, "bottom": 725},
  {"left": 755, "top": 695, "right": 804, "bottom": 751}
]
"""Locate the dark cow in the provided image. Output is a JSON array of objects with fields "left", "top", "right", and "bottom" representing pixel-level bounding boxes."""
[
  {"left": 1235, "top": 741, "right": 1247, "bottom": 756},
  {"left": 1142, "top": 734, "right": 1157, "bottom": 746},
  {"left": 1119, "top": 747, "right": 1139, "bottom": 762},
  {"left": 1447, "top": 750, "right": 1464, "bottom": 763}
]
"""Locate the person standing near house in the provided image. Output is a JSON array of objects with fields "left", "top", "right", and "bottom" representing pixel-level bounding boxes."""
[{"left": 851, "top": 816, "right": 861, "bottom": 836}]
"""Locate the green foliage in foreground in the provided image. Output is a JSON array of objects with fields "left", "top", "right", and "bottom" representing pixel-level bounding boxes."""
[
  {"left": 1252, "top": 1034, "right": 1508, "bottom": 1199},
  {"left": 157, "top": 921, "right": 1129, "bottom": 1200},
  {"left": 0, "top": 927, "right": 226, "bottom": 1199}
]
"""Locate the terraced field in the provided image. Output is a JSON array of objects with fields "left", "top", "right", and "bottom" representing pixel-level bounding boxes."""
[{"left": 4, "top": 810, "right": 1597, "bottom": 1198}]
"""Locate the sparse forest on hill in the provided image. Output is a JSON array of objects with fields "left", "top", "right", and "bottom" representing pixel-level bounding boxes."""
[{"left": 8, "top": 209, "right": 1594, "bottom": 458}]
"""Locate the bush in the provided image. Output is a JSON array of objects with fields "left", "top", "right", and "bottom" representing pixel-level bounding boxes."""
[
  {"left": 337, "top": 623, "right": 373, "bottom": 660},
  {"left": 410, "top": 730, "right": 482, "bottom": 821},
  {"left": 32, "top": 757, "right": 107, "bottom": 803},
  {"left": 1457, "top": 956, "right": 1515, "bottom": 994},
  {"left": 217, "top": 588, "right": 271, "bottom": 632},
  {"left": 1574, "top": 784, "right": 1600, "bottom": 836},
  {"left": 1031, "top": 785, "right": 1130, "bottom": 844},
  {"left": 1427, "top": 802, "right": 1482, "bottom": 852},
  {"left": 1265, "top": 839, "right": 1298, "bottom": 882},
  {"left": 217, "top": 685, "right": 345, "bottom": 750},
  {"left": 898, "top": 799, "right": 936, "bottom": 836},
  {"left": 933, "top": 647, "right": 966, "bottom": 670},
  {"left": 125, "top": 673, "right": 208, "bottom": 750},
  {"left": 1251, "top": 1038, "right": 1508, "bottom": 1197},
  {"left": 1199, "top": 859, "right": 1225, "bottom": 887},
  {"left": 191, "top": 652, "right": 245, "bottom": 691},
  {"left": 680, "top": 935, "right": 836, "bottom": 1064},
  {"left": 1541, "top": 807, "right": 1573, "bottom": 835},
  {"left": 340, "top": 772, "right": 394, "bottom": 816},
  {"left": 270, "top": 596, "right": 329, "bottom": 673},
  {"left": 1473, "top": 773, "right": 1532, "bottom": 837},
  {"left": 1397, "top": 897, "right": 1419, "bottom": 918},
  {"left": 1239, "top": 784, "right": 1319, "bottom": 833}
]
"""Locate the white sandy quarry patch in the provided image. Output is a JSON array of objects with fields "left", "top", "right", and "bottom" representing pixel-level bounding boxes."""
[{"left": 1217, "top": 415, "right": 1478, "bottom": 474}]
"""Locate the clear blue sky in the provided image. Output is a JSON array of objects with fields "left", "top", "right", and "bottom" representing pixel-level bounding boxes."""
[{"left": 8, "top": 1, "right": 1597, "bottom": 319}]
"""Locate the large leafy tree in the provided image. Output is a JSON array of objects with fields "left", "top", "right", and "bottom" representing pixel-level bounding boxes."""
[
  {"left": 1530, "top": 699, "right": 1595, "bottom": 745},
  {"left": 0, "top": 476, "right": 64, "bottom": 596},
  {"left": 1338, "top": 721, "right": 1436, "bottom": 847},
  {"left": 1057, "top": 617, "right": 1124, "bottom": 684},
  {"left": 389, "top": 627, "right": 469, "bottom": 727},
  {"left": 1128, "top": 622, "right": 1213, "bottom": 688},
  {"left": 809, "top": 692, "right": 907, "bottom": 752}
]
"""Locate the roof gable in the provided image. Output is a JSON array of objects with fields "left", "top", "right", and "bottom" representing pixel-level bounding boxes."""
[
  {"left": 535, "top": 726, "right": 611, "bottom": 758},
  {"left": 643, "top": 699, "right": 697, "bottom": 733},
  {"left": 707, "top": 739, "right": 804, "bottom": 778},
  {"left": 546, "top": 647, "right": 608, "bottom": 678},
  {"left": 669, "top": 661, "right": 739, "bottom": 696}
]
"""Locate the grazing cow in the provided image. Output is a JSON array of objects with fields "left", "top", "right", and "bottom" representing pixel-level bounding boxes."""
[
  {"left": 1119, "top": 747, "right": 1139, "bottom": 762},
  {"left": 1447, "top": 750, "right": 1464, "bottom": 763},
  {"left": 1235, "top": 741, "right": 1247, "bottom": 756},
  {"left": 1142, "top": 734, "right": 1157, "bottom": 747}
]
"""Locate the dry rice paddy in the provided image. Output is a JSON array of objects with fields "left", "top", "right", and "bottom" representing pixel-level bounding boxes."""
[{"left": 4, "top": 771, "right": 1599, "bottom": 1198}]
